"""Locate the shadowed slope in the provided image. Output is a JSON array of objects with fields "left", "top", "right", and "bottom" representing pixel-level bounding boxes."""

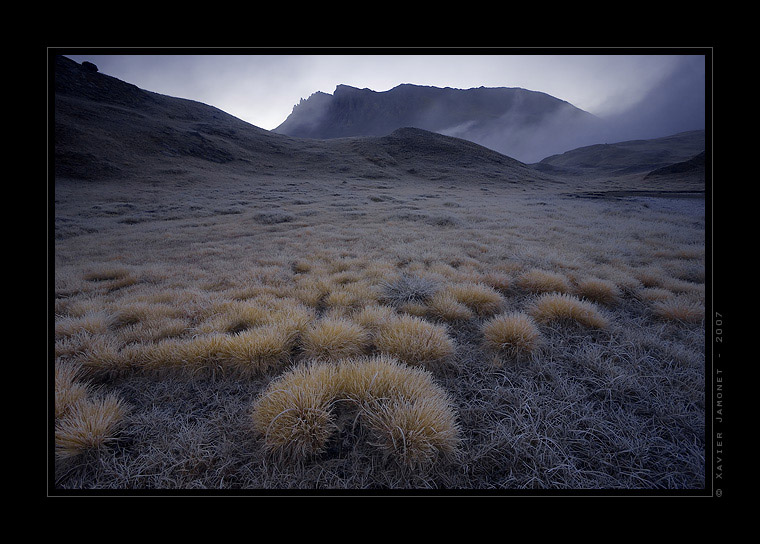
[{"left": 53, "top": 56, "right": 555, "bottom": 186}]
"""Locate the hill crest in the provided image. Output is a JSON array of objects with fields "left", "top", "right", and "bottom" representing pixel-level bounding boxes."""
[
  {"left": 53, "top": 56, "right": 554, "bottom": 186},
  {"left": 274, "top": 83, "right": 603, "bottom": 163}
]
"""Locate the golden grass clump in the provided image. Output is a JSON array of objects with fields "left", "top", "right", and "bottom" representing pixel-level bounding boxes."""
[
  {"left": 350, "top": 304, "right": 396, "bottom": 333},
  {"left": 134, "top": 325, "right": 298, "bottom": 376},
  {"left": 443, "top": 282, "right": 503, "bottom": 316},
  {"left": 135, "top": 334, "right": 232, "bottom": 375},
  {"left": 195, "top": 302, "right": 270, "bottom": 334},
  {"left": 482, "top": 312, "right": 542, "bottom": 360},
  {"left": 292, "top": 275, "right": 331, "bottom": 307},
  {"left": 55, "top": 394, "right": 129, "bottom": 460},
  {"left": 301, "top": 318, "right": 371, "bottom": 361},
  {"left": 324, "top": 281, "right": 380, "bottom": 312},
  {"left": 516, "top": 269, "right": 571, "bottom": 294},
  {"left": 426, "top": 291, "right": 474, "bottom": 322},
  {"left": 574, "top": 278, "right": 621, "bottom": 306},
  {"left": 265, "top": 298, "right": 316, "bottom": 338},
  {"left": 633, "top": 266, "right": 667, "bottom": 288},
  {"left": 55, "top": 296, "right": 104, "bottom": 318},
  {"left": 55, "top": 361, "right": 90, "bottom": 419},
  {"left": 250, "top": 362, "right": 337, "bottom": 461},
  {"left": 251, "top": 355, "right": 460, "bottom": 467},
  {"left": 114, "top": 317, "right": 189, "bottom": 344},
  {"left": 374, "top": 314, "right": 455, "bottom": 367},
  {"left": 360, "top": 396, "right": 459, "bottom": 468},
  {"left": 110, "top": 301, "right": 182, "bottom": 328},
  {"left": 652, "top": 297, "right": 703, "bottom": 323},
  {"left": 638, "top": 287, "right": 674, "bottom": 302},
  {"left": 78, "top": 335, "right": 135, "bottom": 377},
  {"left": 82, "top": 265, "right": 139, "bottom": 291},
  {"left": 55, "top": 311, "right": 114, "bottom": 338},
  {"left": 222, "top": 325, "right": 299, "bottom": 374},
  {"left": 528, "top": 293, "right": 609, "bottom": 329},
  {"left": 481, "top": 272, "right": 511, "bottom": 292}
]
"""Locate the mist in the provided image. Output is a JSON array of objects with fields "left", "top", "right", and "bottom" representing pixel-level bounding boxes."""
[
  {"left": 594, "top": 55, "right": 706, "bottom": 143},
  {"left": 445, "top": 56, "right": 706, "bottom": 162}
]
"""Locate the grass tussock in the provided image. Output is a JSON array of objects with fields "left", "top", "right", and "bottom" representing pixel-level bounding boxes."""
[
  {"left": 125, "top": 326, "right": 299, "bottom": 377},
  {"left": 301, "top": 318, "right": 371, "bottom": 361},
  {"left": 482, "top": 312, "right": 542, "bottom": 362},
  {"left": 442, "top": 282, "right": 503, "bottom": 316},
  {"left": 55, "top": 394, "right": 128, "bottom": 460},
  {"left": 55, "top": 311, "right": 114, "bottom": 338},
  {"left": 652, "top": 296, "right": 704, "bottom": 323},
  {"left": 574, "top": 278, "right": 621, "bottom": 306},
  {"left": 480, "top": 272, "right": 511, "bottom": 292},
  {"left": 426, "top": 291, "right": 474, "bottom": 322},
  {"left": 251, "top": 355, "right": 460, "bottom": 468},
  {"left": 195, "top": 302, "right": 270, "bottom": 334},
  {"left": 349, "top": 304, "right": 396, "bottom": 333},
  {"left": 516, "top": 269, "right": 571, "bottom": 294},
  {"left": 55, "top": 361, "right": 89, "bottom": 419},
  {"left": 374, "top": 314, "right": 456, "bottom": 368},
  {"left": 528, "top": 293, "right": 609, "bottom": 329}
]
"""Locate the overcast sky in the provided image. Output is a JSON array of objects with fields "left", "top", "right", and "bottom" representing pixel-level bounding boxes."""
[{"left": 63, "top": 51, "right": 706, "bottom": 137}]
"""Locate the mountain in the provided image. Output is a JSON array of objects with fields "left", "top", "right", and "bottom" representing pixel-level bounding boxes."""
[
  {"left": 53, "top": 56, "right": 553, "bottom": 186},
  {"left": 644, "top": 151, "right": 705, "bottom": 180},
  {"left": 533, "top": 130, "right": 706, "bottom": 179},
  {"left": 274, "top": 84, "right": 604, "bottom": 163}
]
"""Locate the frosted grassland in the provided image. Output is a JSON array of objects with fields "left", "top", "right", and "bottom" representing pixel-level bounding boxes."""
[{"left": 52, "top": 173, "right": 706, "bottom": 490}]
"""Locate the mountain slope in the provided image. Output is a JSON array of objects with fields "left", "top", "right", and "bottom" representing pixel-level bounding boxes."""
[
  {"left": 534, "top": 130, "right": 706, "bottom": 179},
  {"left": 53, "top": 56, "right": 554, "bottom": 186},
  {"left": 644, "top": 151, "right": 705, "bottom": 180},
  {"left": 274, "top": 84, "right": 604, "bottom": 163}
]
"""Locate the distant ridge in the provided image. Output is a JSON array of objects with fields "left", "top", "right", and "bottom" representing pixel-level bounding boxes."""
[
  {"left": 534, "top": 130, "right": 706, "bottom": 178},
  {"left": 53, "top": 56, "right": 554, "bottom": 186},
  {"left": 274, "top": 83, "right": 604, "bottom": 163},
  {"left": 644, "top": 151, "right": 705, "bottom": 179}
]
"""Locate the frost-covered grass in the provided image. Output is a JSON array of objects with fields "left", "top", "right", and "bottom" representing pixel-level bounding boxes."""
[{"left": 52, "top": 174, "right": 706, "bottom": 491}]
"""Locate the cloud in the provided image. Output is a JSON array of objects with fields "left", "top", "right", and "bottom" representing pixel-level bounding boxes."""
[{"left": 594, "top": 55, "right": 706, "bottom": 142}]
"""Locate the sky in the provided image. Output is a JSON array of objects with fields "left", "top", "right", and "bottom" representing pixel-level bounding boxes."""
[{"left": 63, "top": 51, "right": 706, "bottom": 140}]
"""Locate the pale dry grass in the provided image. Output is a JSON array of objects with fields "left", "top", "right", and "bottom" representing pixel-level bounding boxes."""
[
  {"left": 516, "top": 269, "right": 572, "bottom": 294},
  {"left": 55, "top": 361, "right": 89, "bottom": 419},
  {"left": 442, "top": 282, "right": 504, "bottom": 316},
  {"left": 374, "top": 314, "right": 456, "bottom": 368},
  {"left": 52, "top": 173, "right": 706, "bottom": 491},
  {"left": 349, "top": 304, "right": 396, "bottom": 333},
  {"left": 482, "top": 312, "right": 543, "bottom": 362},
  {"left": 652, "top": 296, "right": 704, "bottom": 323},
  {"left": 426, "top": 291, "right": 475, "bottom": 322},
  {"left": 574, "top": 278, "right": 622, "bottom": 306},
  {"left": 55, "top": 394, "right": 129, "bottom": 460},
  {"left": 301, "top": 317, "right": 371, "bottom": 361},
  {"left": 528, "top": 293, "right": 610, "bottom": 329},
  {"left": 251, "top": 355, "right": 460, "bottom": 468}
]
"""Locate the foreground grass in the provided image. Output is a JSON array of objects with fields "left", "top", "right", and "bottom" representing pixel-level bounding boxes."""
[{"left": 52, "top": 175, "right": 706, "bottom": 490}]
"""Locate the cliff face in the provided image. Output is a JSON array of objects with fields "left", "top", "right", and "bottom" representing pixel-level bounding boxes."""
[{"left": 274, "top": 83, "right": 604, "bottom": 163}]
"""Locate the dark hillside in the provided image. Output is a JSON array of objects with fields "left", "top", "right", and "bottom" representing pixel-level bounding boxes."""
[
  {"left": 534, "top": 130, "right": 705, "bottom": 179},
  {"left": 53, "top": 56, "right": 555, "bottom": 186}
]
